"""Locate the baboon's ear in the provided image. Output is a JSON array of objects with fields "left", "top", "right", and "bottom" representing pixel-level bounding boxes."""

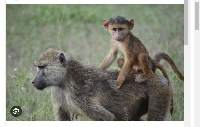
[
  {"left": 103, "top": 19, "right": 109, "bottom": 31},
  {"left": 59, "top": 53, "right": 66, "bottom": 67},
  {"left": 128, "top": 19, "right": 134, "bottom": 30}
]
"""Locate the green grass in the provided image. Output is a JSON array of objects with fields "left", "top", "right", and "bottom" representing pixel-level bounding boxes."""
[{"left": 6, "top": 4, "right": 184, "bottom": 121}]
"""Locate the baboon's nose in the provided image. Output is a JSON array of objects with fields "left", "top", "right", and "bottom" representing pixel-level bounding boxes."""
[{"left": 31, "top": 78, "right": 36, "bottom": 85}]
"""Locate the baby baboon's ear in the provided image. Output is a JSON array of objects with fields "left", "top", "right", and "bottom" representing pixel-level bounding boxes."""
[
  {"left": 103, "top": 19, "right": 109, "bottom": 31},
  {"left": 59, "top": 53, "right": 66, "bottom": 67},
  {"left": 128, "top": 19, "right": 134, "bottom": 30}
]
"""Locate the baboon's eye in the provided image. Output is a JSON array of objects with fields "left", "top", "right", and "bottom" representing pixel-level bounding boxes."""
[
  {"left": 37, "top": 66, "right": 46, "bottom": 75},
  {"left": 37, "top": 66, "right": 45, "bottom": 72},
  {"left": 118, "top": 28, "right": 124, "bottom": 31},
  {"left": 113, "top": 28, "right": 117, "bottom": 31},
  {"left": 38, "top": 66, "right": 44, "bottom": 69}
]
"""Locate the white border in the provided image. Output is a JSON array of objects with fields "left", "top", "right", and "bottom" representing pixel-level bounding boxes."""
[
  {"left": 3, "top": 0, "right": 187, "bottom": 127},
  {"left": 190, "top": 0, "right": 194, "bottom": 127},
  {"left": 0, "top": 1, "right": 6, "bottom": 127},
  {"left": 6, "top": 0, "right": 184, "bottom": 4},
  {"left": 6, "top": 121, "right": 184, "bottom": 127}
]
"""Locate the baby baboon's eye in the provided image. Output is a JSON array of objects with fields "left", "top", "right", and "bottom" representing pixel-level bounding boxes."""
[
  {"left": 113, "top": 28, "right": 117, "bottom": 31},
  {"left": 118, "top": 28, "right": 124, "bottom": 31}
]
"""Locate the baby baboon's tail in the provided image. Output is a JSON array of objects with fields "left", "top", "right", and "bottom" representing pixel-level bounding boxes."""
[{"left": 153, "top": 52, "right": 184, "bottom": 81}]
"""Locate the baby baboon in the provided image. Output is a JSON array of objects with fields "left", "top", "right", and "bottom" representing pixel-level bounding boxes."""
[
  {"left": 32, "top": 48, "right": 172, "bottom": 121},
  {"left": 98, "top": 16, "right": 170, "bottom": 90}
]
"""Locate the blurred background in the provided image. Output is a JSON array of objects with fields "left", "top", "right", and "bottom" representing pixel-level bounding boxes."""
[{"left": 6, "top": 4, "right": 184, "bottom": 121}]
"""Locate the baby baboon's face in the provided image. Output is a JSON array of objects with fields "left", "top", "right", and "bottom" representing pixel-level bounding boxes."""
[{"left": 32, "top": 49, "right": 67, "bottom": 90}]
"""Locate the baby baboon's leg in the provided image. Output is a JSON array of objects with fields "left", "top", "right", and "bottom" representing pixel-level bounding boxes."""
[
  {"left": 51, "top": 87, "right": 71, "bottom": 121},
  {"left": 135, "top": 53, "right": 154, "bottom": 83}
]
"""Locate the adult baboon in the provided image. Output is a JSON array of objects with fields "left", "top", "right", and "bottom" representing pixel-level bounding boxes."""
[{"left": 32, "top": 48, "right": 172, "bottom": 121}]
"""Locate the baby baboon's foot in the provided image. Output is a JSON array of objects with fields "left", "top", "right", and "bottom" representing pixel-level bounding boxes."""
[{"left": 135, "top": 73, "right": 152, "bottom": 83}]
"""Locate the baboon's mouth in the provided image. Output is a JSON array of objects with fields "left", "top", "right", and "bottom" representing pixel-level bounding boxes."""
[
  {"left": 116, "top": 38, "right": 125, "bottom": 42},
  {"left": 33, "top": 84, "right": 46, "bottom": 90},
  {"left": 116, "top": 38, "right": 123, "bottom": 41}
]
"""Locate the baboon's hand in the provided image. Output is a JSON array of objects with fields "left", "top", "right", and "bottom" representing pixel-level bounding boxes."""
[
  {"left": 109, "top": 80, "right": 121, "bottom": 90},
  {"left": 96, "top": 68, "right": 104, "bottom": 73},
  {"left": 96, "top": 68, "right": 111, "bottom": 79}
]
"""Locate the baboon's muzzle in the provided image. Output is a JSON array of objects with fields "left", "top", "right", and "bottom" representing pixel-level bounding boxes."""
[{"left": 31, "top": 77, "right": 46, "bottom": 90}]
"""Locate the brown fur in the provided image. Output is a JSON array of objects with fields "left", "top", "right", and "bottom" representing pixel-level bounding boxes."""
[
  {"left": 98, "top": 16, "right": 170, "bottom": 89},
  {"left": 32, "top": 48, "right": 172, "bottom": 121},
  {"left": 117, "top": 52, "right": 184, "bottom": 115}
]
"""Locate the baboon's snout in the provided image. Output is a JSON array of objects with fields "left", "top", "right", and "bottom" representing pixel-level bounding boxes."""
[{"left": 31, "top": 77, "right": 46, "bottom": 90}]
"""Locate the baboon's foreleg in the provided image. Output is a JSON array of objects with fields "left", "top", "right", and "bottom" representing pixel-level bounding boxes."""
[
  {"left": 71, "top": 113, "right": 78, "bottom": 121},
  {"left": 51, "top": 87, "right": 71, "bottom": 121}
]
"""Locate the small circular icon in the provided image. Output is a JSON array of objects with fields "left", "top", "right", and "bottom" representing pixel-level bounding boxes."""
[{"left": 10, "top": 106, "right": 22, "bottom": 117}]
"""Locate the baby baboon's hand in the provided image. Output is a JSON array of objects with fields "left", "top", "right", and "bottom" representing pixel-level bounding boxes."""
[
  {"left": 96, "top": 68, "right": 104, "bottom": 73},
  {"left": 109, "top": 80, "right": 121, "bottom": 90}
]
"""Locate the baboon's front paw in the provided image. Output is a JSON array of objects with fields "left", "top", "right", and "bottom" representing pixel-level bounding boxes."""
[
  {"left": 109, "top": 80, "right": 121, "bottom": 90},
  {"left": 135, "top": 74, "right": 149, "bottom": 83},
  {"left": 96, "top": 68, "right": 103, "bottom": 73},
  {"left": 114, "top": 82, "right": 121, "bottom": 90}
]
